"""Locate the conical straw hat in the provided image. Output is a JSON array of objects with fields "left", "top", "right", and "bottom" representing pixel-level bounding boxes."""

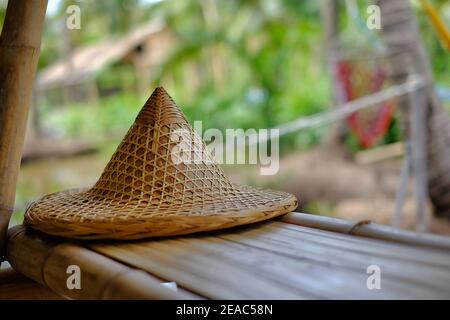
[{"left": 24, "top": 87, "right": 298, "bottom": 240}]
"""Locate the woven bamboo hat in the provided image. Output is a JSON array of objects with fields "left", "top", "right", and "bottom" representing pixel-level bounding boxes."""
[{"left": 24, "top": 87, "right": 298, "bottom": 240}]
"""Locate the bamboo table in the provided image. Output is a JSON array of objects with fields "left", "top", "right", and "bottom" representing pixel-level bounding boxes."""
[{"left": 4, "top": 212, "right": 450, "bottom": 299}]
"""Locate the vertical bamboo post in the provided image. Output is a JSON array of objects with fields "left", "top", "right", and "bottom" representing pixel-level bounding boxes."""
[
  {"left": 392, "top": 141, "right": 411, "bottom": 227},
  {"left": 410, "top": 87, "right": 429, "bottom": 232},
  {"left": 0, "top": 0, "right": 48, "bottom": 260}
]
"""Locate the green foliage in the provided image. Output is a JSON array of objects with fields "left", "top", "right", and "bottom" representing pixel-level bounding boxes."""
[
  {"left": 33, "top": 0, "right": 450, "bottom": 154},
  {"left": 0, "top": 0, "right": 6, "bottom": 33},
  {"left": 303, "top": 201, "right": 336, "bottom": 216},
  {"left": 147, "top": 0, "right": 330, "bottom": 152},
  {"left": 416, "top": 1, "right": 450, "bottom": 84},
  {"left": 382, "top": 118, "right": 402, "bottom": 145},
  {"left": 44, "top": 92, "right": 142, "bottom": 139}
]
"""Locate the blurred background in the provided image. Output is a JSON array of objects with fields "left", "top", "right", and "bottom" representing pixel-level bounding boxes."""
[{"left": 1, "top": 0, "right": 449, "bottom": 233}]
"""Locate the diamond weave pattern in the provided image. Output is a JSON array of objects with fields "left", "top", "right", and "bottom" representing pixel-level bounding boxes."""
[{"left": 24, "top": 88, "right": 297, "bottom": 239}]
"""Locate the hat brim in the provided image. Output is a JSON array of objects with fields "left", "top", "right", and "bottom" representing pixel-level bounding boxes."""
[{"left": 24, "top": 187, "right": 298, "bottom": 240}]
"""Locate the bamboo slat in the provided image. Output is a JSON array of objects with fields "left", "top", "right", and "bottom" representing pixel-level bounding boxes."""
[
  {"left": 92, "top": 238, "right": 312, "bottom": 299},
  {"left": 0, "top": 267, "right": 64, "bottom": 300},
  {"left": 6, "top": 226, "right": 200, "bottom": 300},
  {"left": 90, "top": 221, "right": 450, "bottom": 299},
  {"left": 276, "top": 222, "right": 450, "bottom": 268},
  {"left": 6, "top": 214, "right": 450, "bottom": 299},
  {"left": 279, "top": 212, "right": 450, "bottom": 251},
  {"left": 219, "top": 223, "right": 450, "bottom": 296}
]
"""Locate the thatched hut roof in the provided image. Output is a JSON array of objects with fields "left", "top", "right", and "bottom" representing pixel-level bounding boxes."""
[{"left": 36, "top": 19, "right": 166, "bottom": 91}]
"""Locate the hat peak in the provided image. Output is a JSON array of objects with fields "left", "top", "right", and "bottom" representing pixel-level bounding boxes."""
[
  {"left": 90, "top": 87, "right": 233, "bottom": 200},
  {"left": 135, "top": 87, "right": 189, "bottom": 126}
]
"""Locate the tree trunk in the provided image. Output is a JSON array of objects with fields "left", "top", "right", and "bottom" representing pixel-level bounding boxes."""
[
  {"left": 378, "top": 0, "right": 450, "bottom": 219},
  {"left": 0, "top": 0, "right": 48, "bottom": 260}
]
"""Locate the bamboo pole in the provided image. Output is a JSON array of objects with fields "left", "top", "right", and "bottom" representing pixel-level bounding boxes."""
[
  {"left": 0, "top": 267, "right": 64, "bottom": 300},
  {"left": 0, "top": 0, "right": 48, "bottom": 260},
  {"left": 280, "top": 212, "right": 450, "bottom": 251},
  {"left": 410, "top": 88, "right": 429, "bottom": 232},
  {"left": 230, "top": 76, "right": 425, "bottom": 150},
  {"left": 6, "top": 226, "right": 201, "bottom": 299}
]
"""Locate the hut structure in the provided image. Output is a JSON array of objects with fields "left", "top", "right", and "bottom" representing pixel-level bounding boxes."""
[
  {"left": 1, "top": 0, "right": 450, "bottom": 300},
  {"left": 36, "top": 19, "right": 172, "bottom": 105}
]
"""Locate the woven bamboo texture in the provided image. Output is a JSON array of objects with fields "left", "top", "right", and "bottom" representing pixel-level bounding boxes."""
[{"left": 24, "top": 87, "right": 297, "bottom": 239}]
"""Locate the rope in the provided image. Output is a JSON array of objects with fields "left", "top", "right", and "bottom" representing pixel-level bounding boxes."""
[{"left": 230, "top": 75, "right": 426, "bottom": 149}]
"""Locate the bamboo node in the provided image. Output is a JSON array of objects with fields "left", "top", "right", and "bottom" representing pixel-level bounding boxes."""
[
  {"left": 347, "top": 220, "right": 372, "bottom": 235},
  {"left": 0, "top": 204, "right": 14, "bottom": 214}
]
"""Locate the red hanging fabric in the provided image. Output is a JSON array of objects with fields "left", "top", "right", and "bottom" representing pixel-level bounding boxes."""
[{"left": 336, "top": 60, "right": 395, "bottom": 148}]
